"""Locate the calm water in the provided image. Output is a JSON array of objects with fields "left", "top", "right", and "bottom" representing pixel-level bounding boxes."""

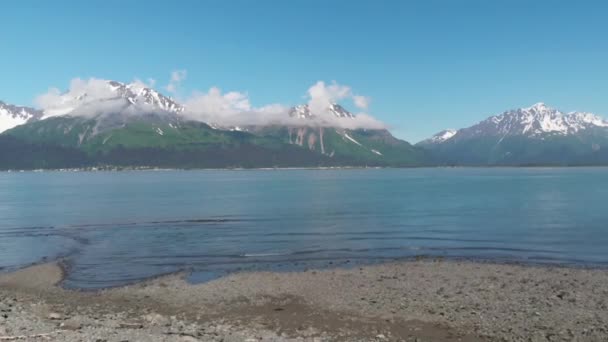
[{"left": 1, "top": 168, "right": 607, "bottom": 289}]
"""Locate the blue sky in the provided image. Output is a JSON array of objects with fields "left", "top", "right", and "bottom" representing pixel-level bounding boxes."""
[{"left": 2, "top": 0, "right": 607, "bottom": 142}]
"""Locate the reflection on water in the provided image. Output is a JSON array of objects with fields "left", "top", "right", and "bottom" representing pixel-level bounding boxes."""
[{"left": 1, "top": 168, "right": 607, "bottom": 289}]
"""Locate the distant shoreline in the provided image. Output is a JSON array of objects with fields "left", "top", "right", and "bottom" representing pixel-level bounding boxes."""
[{"left": 3, "top": 165, "right": 608, "bottom": 173}]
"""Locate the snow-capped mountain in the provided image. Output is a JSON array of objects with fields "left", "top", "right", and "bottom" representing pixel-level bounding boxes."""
[
  {"left": 420, "top": 129, "right": 457, "bottom": 144},
  {"left": 288, "top": 103, "right": 356, "bottom": 120},
  {"left": 219, "top": 103, "right": 358, "bottom": 132},
  {"left": 1, "top": 80, "right": 368, "bottom": 142},
  {"left": 0, "top": 80, "right": 429, "bottom": 169},
  {"left": 42, "top": 80, "right": 184, "bottom": 118},
  {"left": 424, "top": 103, "right": 608, "bottom": 145},
  {"left": 0, "top": 101, "right": 43, "bottom": 133},
  {"left": 111, "top": 81, "right": 184, "bottom": 114},
  {"left": 419, "top": 103, "right": 608, "bottom": 166}
]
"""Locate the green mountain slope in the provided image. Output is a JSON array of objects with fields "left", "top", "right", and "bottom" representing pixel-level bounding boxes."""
[
  {"left": 1, "top": 115, "right": 430, "bottom": 169},
  {"left": 420, "top": 130, "right": 608, "bottom": 166},
  {"left": 418, "top": 103, "right": 608, "bottom": 166},
  {"left": 251, "top": 126, "right": 428, "bottom": 167}
]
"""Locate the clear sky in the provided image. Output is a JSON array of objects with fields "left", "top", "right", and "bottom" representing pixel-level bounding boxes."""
[{"left": 2, "top": 0, "right": 607, "bottom": 142}]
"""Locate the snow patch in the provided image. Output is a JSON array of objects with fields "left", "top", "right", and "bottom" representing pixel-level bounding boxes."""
[
  {"left": 482, "top": 103, "right": 608, "bottom": 137},
  {"left": 0, "top": 108, "right": 27, "bottom": 133},
  {"left": 426, "top": 129, "right": 457, "bottom": 143},
  {"left": 0, "top": 103, "right": 42, "bottom": 133},
  {"left": 343, "top": 133, "right": 362, "bottom": 146}
]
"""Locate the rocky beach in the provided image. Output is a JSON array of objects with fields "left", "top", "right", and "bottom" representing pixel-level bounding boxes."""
[{"left": 1, "top": 260, "right": 607, "bottom": 341}]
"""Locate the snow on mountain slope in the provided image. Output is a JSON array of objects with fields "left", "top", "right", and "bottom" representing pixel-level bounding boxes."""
[
  {"left": 480, "top": 102, "right": 608, "bottom": 136},
  {"left": 118, "top": 81, "right": 184, "bottom": 114},
  {"left": 42, "top": 80, "right": 184, "bottom": 118},
  {"left": 424, "top": 103, "right": 608, "bottom": 145},
  {"left": 265, "top": 104, "right": 389, "bottom": 156},
  {"left": 419, "top": 129, "right": 457, "bottom": 144},
  {"left": 0, "top": 101, "right": 43, "bottom": 133},
  {"left": 288, "top": 103, "right": 355, "bottom": 120}
]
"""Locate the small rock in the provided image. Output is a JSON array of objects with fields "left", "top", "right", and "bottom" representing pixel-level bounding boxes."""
[
  {"left": 119, "top": 322, "right": 144, "bottom": 329},
  {"left": 60, "top": 318, "right": 83, "bottom": 330},
  {"left": 143, "top": 313, "right": 169, "bottom": 326},
  {"left": 48, "top": 312, "right": 62, "bottom": 320},
  {"left": 376, "top": 334, "right": 387, "bottom": 340}
]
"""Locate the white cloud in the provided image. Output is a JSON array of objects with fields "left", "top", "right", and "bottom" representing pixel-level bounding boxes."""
[
  {"left": 36, "top": 78, "right": 125, "bottom": 118},
  {"left": 129, "top": 78, "right": 155, "bottom": 91},
  {"left": 34, "top": 75, "right": 386, "bottom": 130},
  {"left": 353, "top": 95, "right": 370, "bottom": 110},
  {"left": 35, "top": 77, "right": 163, "bottom": 119},
  {"left": 165, "top": 70, "right": 187, "bottom": 94},
  {"left": 307, "top": 81, "right": 351, "bottom": 117},
  {"left": 182, "top": 87, "right": 292, "bottom": 127},
  {"left": 302, "top": 81, "right": 384, "bottom": 129},
  {"left": 182, "top": 80, "right": 384, "bottom": 129}
]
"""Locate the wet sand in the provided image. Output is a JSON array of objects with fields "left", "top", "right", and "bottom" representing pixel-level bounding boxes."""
[{"left": 1, "top": 260, "right": 607, "bottom": 341}]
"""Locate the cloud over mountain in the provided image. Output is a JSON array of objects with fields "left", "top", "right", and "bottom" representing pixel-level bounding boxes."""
[{"left": 32, "top": 72, "right": 386, "bottom": 130}]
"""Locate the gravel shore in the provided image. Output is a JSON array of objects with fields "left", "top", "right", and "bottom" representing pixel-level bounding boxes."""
[{"left": 1, "top": 259, "right": 607, "bottom": 341}]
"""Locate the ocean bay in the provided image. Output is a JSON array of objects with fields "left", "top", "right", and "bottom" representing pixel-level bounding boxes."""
[{"left": 1, "top": 168, "right": 607, "bottom": 289}]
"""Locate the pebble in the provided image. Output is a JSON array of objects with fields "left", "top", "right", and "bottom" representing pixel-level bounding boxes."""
[
  {"left": 143, "top": 313, "right": 169, "bottom": 326},
  {"left": 48, "top": 312, "right": 62, "bottom": 320},
  {"left": 2, "top": 261, "right": 608, "bottom": 341},
  {"left": 60, "top": 318, "right": 83, "bottom": 330}
]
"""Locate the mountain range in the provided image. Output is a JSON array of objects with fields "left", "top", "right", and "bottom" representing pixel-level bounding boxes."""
[
  {"left": 418, "top": 103, "right": 608, "bottom": 166},
  {"left": 2, "top": 82, "right": 608, "bottom": 169},
  {"left": 0, "top": 80, "right": 427, "bottom": 170}
]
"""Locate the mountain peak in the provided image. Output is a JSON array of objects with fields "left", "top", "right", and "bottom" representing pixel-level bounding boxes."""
[
  {"left": 0, "top": 101, "right": 43, "bottom": 133},
  {"left": 289, "top": 103, "right": 355, "bottom": 120},
  {"left": 423, "top": 103, "right": 608, "bottom": 146},
  {"left": 42, "top": 79, "right": 184, "bottom": 118},
  {"left": 525, "top": 102, "right": 551, "bottom": 112},
  {"left": 418, "top": 129, "right": 457, "bottom": 145}
]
